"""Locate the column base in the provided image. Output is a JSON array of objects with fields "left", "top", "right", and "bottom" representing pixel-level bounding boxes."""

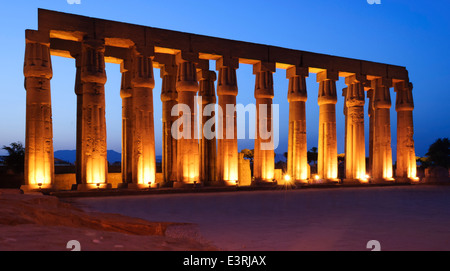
[
  {"left": 394, "top": 177, "right": 412, "bottom": 184},
  {"left": 309, "top": 178, "right": 340, "bottom": 185},
  {"left": 117, "top": 183, "right": 159, "bottom": 189},
  {"left": 343, "top": 178, "right": 368, "bottom": 185},
  {"left": 72, "top": 183, "right": 112, "bottom": 191},
  {"left": 251, "top": 179, "right": 278, "bottom": 186},
  {"left": 370, "top": 178, "right": 396, "bottom": 184},
  {"left": 20, "top": 184, "right": 53, "bottom": 194},
  {"left": 172, "top": 182, "right": 203, "bottom": 189}
]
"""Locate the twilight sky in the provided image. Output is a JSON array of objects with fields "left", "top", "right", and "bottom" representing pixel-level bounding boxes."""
[{"left": 0, "top": 0, "right": 449, "bottom": 159}]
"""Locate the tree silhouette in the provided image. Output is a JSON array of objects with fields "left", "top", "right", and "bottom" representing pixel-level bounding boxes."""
[
  {"left": 2, "top": 142, "right": 25, "bottom": 174},
  {"left": 425, "top": 138, "right": 450, "bottom": 168},
  {"left": 307, "top": 147, "right": 318, "bottom": 165},
  {"left": 241, "top": 149, "right": 254, "bottom": 163}
]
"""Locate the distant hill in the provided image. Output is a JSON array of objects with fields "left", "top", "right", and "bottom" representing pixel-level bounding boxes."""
[
  {"left": 54, "top": 150, "right": 122, "bottom": 164},
  {"left": 54, "top": 150, "right": 162, "bottom": 164},
  {"left": 54, "top": 149, "right": 284, "bottom": 164}
]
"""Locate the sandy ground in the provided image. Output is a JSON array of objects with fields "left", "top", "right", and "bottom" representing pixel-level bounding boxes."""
[
  {"left": 72, "top": 185, "right": 450, "bottom": 251},
  {"left": 0, "top": 190, "right": 216, "bottom": 251}
]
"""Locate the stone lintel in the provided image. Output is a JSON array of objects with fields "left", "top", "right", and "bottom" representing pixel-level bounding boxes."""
[
  {"left": 197, "top": 69, "right": 216, "bottom": 82},
  {"left": 371, "top": 77, "right": 393, "bottom": 88},
  {"left": 253, "top": 61, "right": 276, "bottom": 74},
  {"left": 25, "top": 29, "right": 51, "bottom": 45},
  {"left": 154, "top": 53, "right": 177, "bottom": 77},
  {"left": 316, "top": 70, "right": 339, "bottom": 82},
  {"left": 286, "top": 66, "right": 309, "bottom": 79},
  {"left": 216, "top": 56, "right": 239, "bottom": 70},
  {"left": 38, "top": 9, "right": 410, "bottom": 81},
  {"left": 195, "top": 59, "right": 210, "bottom": 71},
  {"left": 345, "top": 74, "right": 367, "bottom": 85},
  {"left": 175, "top": 51, "right": 199, "bottom": 64}
]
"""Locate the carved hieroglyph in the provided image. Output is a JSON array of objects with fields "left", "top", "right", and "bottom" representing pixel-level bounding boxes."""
[
  {"left": 286, "top": 66, "right": 308, "bottom": 182},
  {"left": 317, "top": 70, "right": 339, "bottom": 182},
  {"left": 175, "top": 53, "right": 200, "bottom": 184},
  {"left": 343, "top": 75, "right": 366, "bottom": 182},
  {"left": 78, "top": 37, "right": 108, "bottom": 185},
  {"left": 395, "top": 81, "right": 416, "bottom": 181},
  {"left": 216, "top": 57, "right": 239, "bottom": 184},
  {"left": 130, "top": 48, "right": 156, "bottom": 186},
  {"left": 371, "top": 78, "right": 393, "bottom": 182},
  {"left": 253, "top": 62, "right": 275, "bottom": 182},
  {"left": 158, "top": 55, "right": 178, "bottom": 184},
  {"left": 198, "top": 69, "right": 217, "bottom": 185},
  {"left": 24, "top": 30, "right": 54, "bottom": 189}
]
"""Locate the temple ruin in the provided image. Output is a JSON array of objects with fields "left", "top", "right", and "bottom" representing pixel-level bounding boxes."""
[{"left": 22, "top": 9, "right": 417, "bottom": 191}]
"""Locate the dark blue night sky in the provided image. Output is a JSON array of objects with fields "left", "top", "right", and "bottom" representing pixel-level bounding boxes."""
[{"left": 1, "top": 0, "right": 449, "bottom": 159}]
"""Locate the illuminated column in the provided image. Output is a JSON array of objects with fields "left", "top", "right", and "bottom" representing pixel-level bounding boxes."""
[
  {"left": 175, "top": 52, "right": 200, "bottom": 186},
  {"left": 216, "top": 57, "right": 239, "bottom": 185},
  {"left": 77, "top": 37, "right": 109, "bottom": 188},
  {"left": 371, "top": 77, "right": 393, "bottom": 182},
  {"left": 130, "top": 47, "right": 156, "bottom": 188},
  {"left": 23, "top": 30, "right": 54, "bottom": 190},
  {"left": 367, "top": 88, "right": 374, "bottom": 177},
  {"left": 395, "top": 81, "right": 417, "bottom": 182},
  {"left": 253, "top": 62, "right": 275, "bottom": 182},
  {"left": 159, "top": 55, "right": 178, "bottom": 185},
  {"left": 120, "top": 66, "right": 133, "bottom": 185},
  {"left": 198, "top": 68, "right": 217, "bottom": 185},
  {"left": 343, "top": 75, "right": 366, "bottom": 183},
  {"left": 316, "top": 70, "right": 339, "bottom": 182},
  {"left": 286, "top": 66, "right": 308, "bottom": 183}
]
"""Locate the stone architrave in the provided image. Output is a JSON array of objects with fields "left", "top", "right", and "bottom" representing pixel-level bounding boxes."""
[
  {"left": 286, "top": 66, "right": 309, "bottom": 183},
  {"left": 371, "top": 77, "right": 394, "bottom": 182},
  {"left": 198, "top": 68, "right": 217, "bottom": 185},
  {"left": 343, "top": 75, "right": 366, "bottom": 183},
  {"left": 23, "top": 30, "right": 55, "bottom": 190},
  {"left": 174, "top": 52, "right": 200, "bottom": 186},
  {"left": 253, "top": 62, "right": 275, "bottom": 182},
  {"left": 216, "top": 57, "right": 239, "bottom": 185},
  {"left": 395, "top": 81, "right": 417, "bottom": 182},
  {"left": 316, "top": 70, "right": 339, "bottom": 182}
]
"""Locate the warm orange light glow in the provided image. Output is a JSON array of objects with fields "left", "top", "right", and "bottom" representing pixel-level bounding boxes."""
[
  {"left": 224, "top": 165, "right": 239, "bottom": 182},
  {"left": 86, "top": 156, "right": 106, "bottom": 184},
  {"left": 359, "top": 174, "right": 370, "bottom": 183},
  {"left": 284, "top": 174, "right": 291, "bottom": 182},
  {"left": 314, "top": 174, "right": 320, "bottom": 180},
  {"left": 411, "top": 176, "right": 420, "bottom": 182}
]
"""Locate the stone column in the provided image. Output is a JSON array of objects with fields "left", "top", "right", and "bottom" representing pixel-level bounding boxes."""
[
  {"left": 343, "top": 75, "right": 367, "bottom": 183},
  {"left": 119, "top": 65, "right": 133, "bottom": 185},
  {"left": 77, "top": 37, "right": 109, "bottom": 189},
  {"left": 371, "top": 77, "right": 394, "bottom": 182},
  {"left": 130, "top": 47, "right": 157, "bottom": 188},
  {"left": 216, "top": 57, "right": 239, "bottom": 185},
  {"left": 253, "top": 62, "right": 275, "bottom": 183},
  {"left": 158, "top": 55, "right": 178, "bottom": 186},
  {"left": 74, "top": 56, "right": 83, "bottom": 185},
  {"left": 23, "top": 30, "right": 54, "bottom": 191},
  {"left": 316, "top": 70, "right": 339, "bottom": 182},
  {"left": 395, "top": 81, "right": 417, "bottom": 182},
  {"left": 286, "top": 66, "right": 308, "bottom": 183},
  {"left": 198, "top": 68, "right": 217, "bottom": 185},
  {"left": 174, "top": 52, "right": 200, "bottom": 186},
  {"left": 367, "top": 88, "right": 374, "bottom": 177}
]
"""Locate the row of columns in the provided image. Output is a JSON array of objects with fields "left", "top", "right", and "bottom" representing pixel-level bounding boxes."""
[{"left": 23, "top": 31, "right": 417, "bottom": 190}]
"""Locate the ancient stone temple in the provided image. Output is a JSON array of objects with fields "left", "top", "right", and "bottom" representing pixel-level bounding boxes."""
[{"left": 21, "top": 9, "right": 417, "bottom": 191}]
